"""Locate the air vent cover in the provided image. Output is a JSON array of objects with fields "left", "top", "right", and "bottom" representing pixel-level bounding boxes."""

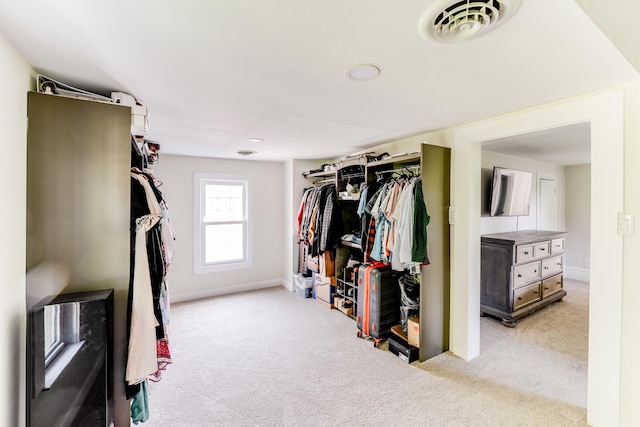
[
  {"left": 419, "top": 0, "right": 520, "bottom": 43},
  {"left": 236, "top": 150, "right": 257, "bottom": 156}
]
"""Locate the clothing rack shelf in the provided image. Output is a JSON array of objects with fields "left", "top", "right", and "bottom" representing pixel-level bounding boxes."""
[
  {"left": 366, "top": 152, "right": 420, "bottom": 168},
  {"left": 305, "top": 170, "right": 335, "bottom": 179},
  {"left": 374, "top": 164, "right": 420, "bottom": 178},
  {"left": 298, "top": 146, "right": 450, "bottom": 363}
]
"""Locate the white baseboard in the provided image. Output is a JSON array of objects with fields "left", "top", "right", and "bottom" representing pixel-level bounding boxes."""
[
  {"left": 171, "top": 279, "right": 289, "bottom": 303},
  {"left": 564, "top": 266, "right": 590, "bottom": 283}
]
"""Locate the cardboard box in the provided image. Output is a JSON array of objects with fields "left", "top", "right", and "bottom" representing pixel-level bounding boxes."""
[
  {"left": 391, "top": 324, "right": 408, "bottom": 342},
  {"left": 306, "top": 252, "right": 335, "bottom": 277},
  {"left": 407, "top": 317, "right": 420, "bottom": 348},
  {"left": 306, "top": 255, "right": 319, "bottom": 273},
  {"left": 334, "top": 296, "right": 354, "bottom": 316},
  {"left": 318, "top": 252, "right": 335, "bottom": 277},
  {"left": 312, "top": 273, "right": 336, "bottom": 308},
  {"left": 293, "top": 273, "right": 313, "bottom": 298}
]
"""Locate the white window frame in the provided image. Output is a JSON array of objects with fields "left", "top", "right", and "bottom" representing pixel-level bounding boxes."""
[{"left": 194, "top": 172, "right": 253, "bottom": 274}]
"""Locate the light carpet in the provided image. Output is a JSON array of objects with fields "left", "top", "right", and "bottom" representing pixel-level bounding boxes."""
[{"left": 143, "top": 279, "right": 589, "bottom": 426}]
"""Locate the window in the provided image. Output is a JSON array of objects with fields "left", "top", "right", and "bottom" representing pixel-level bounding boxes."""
[{"left": 194, "top": 173, "right": 253, "bottom": 273}]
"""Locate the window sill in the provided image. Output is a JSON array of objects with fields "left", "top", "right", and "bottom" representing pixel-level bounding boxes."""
[{"left": 194, "top": 259, "right": 253, "bottom": 274}]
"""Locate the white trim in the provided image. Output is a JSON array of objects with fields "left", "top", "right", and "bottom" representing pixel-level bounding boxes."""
[
  {"left": 193, "top": 172, "right": 254, "bottom": 274},
  {"left": 170, "top": 280, "right": 285, "bottom": 303},
  {"left": 453, "top": 89, "right": 625, "bottom": 425},
  {"left": 564, "top": 266, "right": 590, "bottom": 283}
]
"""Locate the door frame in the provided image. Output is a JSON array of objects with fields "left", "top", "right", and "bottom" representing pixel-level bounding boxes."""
[
  {"left": 537, "top": 172, "right": 558, "bottom": 231},
  {"left": 450, "top": 89, "right": 625, "bottom": 426}
]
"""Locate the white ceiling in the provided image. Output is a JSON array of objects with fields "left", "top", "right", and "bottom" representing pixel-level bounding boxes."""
[
  {"left": 482, "top": 122, "right": 591, "bottom": 166},
  {"left": 0, "top": 0, "right": 637, "bottom": 162}
]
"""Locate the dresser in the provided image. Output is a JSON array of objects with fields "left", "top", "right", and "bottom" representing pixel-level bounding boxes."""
[{"left": 480, "top": 230, "right": 567, "bottom": 327}]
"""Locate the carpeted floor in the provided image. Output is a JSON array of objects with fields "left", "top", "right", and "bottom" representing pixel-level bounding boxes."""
[{"left": 143, "top": 279, "right": 589, "bottom": 426}]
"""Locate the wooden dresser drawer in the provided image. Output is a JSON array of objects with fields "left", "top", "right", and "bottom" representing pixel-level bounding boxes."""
[
  {"left": 513, "top": 261, "right": 540, "bottom": 288},
  {"left": 542, "top": 274, "right": 563, "bottom": 298},
  {"left": 515, "top": 244, "right": 534, "bottom": 263},
  {"left": 541, "top": 255, "right": 563, "bottom": 278},
  {"left": 551, "top": 238, "right": 565, "bottom": 254},
  {"left": 534, "top": 241, "right": 550, "bottom": 258},
  {"left": 513, "top": 282, "right": 541, "bottom": 310}
]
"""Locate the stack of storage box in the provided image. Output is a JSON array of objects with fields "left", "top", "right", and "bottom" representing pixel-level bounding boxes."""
[
  {"left": 307, "top": 252, "right": 335, "bottom": 308},
  {"left": 293, "top": 273, "right": 313, "bottom": 298}
]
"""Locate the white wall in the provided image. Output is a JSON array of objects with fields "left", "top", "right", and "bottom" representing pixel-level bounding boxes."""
[
  {"left": 565, "top": 164, "right": 591, "bottom": 281},
  {"left": 0, "top": 33, "right": 32, "bottom": 427},
  {"left": 480, "top": 150, "right": 566, "bottom": 235},
  {"left": 153, "top": 155, "right": 286, "bottom": 301}
]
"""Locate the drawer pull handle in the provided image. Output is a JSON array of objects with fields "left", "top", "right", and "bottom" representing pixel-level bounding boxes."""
[
  {"left": 540, "top": 248, "right": 546, "bottom": 251},
  {"left": 524, "top": 251, "right": 529, "bottom": 255},
  {"left": 534, "top": 270, "right": 537, "bottom": 273},
  {"left": 517, "top": 274, "right": 522, "bottom": 278},
  {"left": 533, "top": 291, "right": 538, "bottom": 294},
  {"left": 517, "top": 297, "right": 522, "bottom": 300}
]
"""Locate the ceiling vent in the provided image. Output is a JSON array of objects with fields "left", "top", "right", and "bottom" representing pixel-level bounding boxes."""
[
  {"left": 419, "top": 0, "right": 520, "bottom": 43},
  {"left": 236, "top": 150, "right": 257, "bottom": 156}
]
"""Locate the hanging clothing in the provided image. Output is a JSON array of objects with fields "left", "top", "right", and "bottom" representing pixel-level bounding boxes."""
[
  {"left": 362, "top": 174, "right": 429, "bottom": 271},
  {"left": 127, "top": 169, "right": 175, "bottom": 416},
  {"left": 130, "top": 380, "right": 150, "bottom": 425},
  {"left": 412, "top": 178, "right": 430, "bottom": 264},
  {"left": 392, "top": 178, "right": 417, "bottom": 271},
  {"left": 297, "top": 183, "right": 341, "bottom": 257},
  {"left": 126, "top": 173, "right": 163, "bottom": 386}
]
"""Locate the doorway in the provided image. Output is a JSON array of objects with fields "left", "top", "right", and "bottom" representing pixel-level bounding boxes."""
[
  {"left": 450, "top": 89, "right": 626, "bottom": 425},
  {"left": 538, "top": 174, "right": 557, "bottom": 231},
  {"left": 479, "top": 125, "right": 590, "bottom": 409}
]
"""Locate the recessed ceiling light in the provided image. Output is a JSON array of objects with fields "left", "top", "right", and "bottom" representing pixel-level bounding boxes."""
[
  {"left": 346, "top": 64, "right": 381, "bottom": 81},
  {"left": 236, "top": 150, "right": 257, "bottom": 156},
  {"left": 248, "top": 138, "right": 263, "bottom": 143}
]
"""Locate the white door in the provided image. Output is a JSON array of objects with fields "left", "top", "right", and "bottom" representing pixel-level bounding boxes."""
[{"left": 538, "top": 177, "right": 557, "bottom": 231}]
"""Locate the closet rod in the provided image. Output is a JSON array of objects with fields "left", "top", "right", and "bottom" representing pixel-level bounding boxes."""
[
  {"left": 313, "top": 178, "right": 335, "bottom": 185},
  {"left": 375, "top": 165, "right": 420, "bottom": 177}
]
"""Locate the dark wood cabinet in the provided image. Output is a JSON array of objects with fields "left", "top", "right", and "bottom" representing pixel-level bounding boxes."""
[{"left": 480, "top": 230, "right": 567, "bottom": 327}]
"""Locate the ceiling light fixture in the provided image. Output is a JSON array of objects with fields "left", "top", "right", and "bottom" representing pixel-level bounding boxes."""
[
  {"left": 419, "top": 0, "right": 521, "bottom": 43},
  {"left": 236, "top": 150, "right": 257, "bottom": 156},
  {"left": 247, "top": 138, "right": 263, "bottom": 143},
  {"left": 346, "top": 64, "right": 381, "bottom": 81}
]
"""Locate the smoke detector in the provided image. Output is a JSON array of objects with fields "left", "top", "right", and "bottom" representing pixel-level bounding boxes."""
[{"left": 419, "top": 0, "right": 521, "bottom": 43}]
